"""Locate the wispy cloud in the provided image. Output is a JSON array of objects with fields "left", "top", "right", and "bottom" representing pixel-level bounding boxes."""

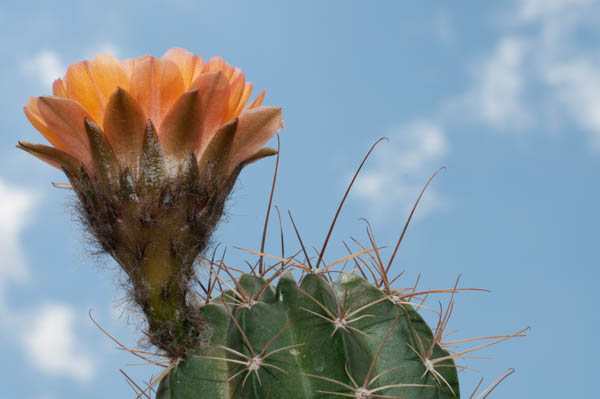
[
  {"left": 0, "top": 179, "right": 37, "bottom": 301},
  {"left": 443, "top": 0, "right": 600, "bottom": 149},
  {"left": 23, "top": 303, "right": 95, "bottom": 382},
  {"left": 544, "top": 59, "right": 600, "bottom": 149},
  {"left": 448, "top": 37, "right": 531, "bottom": 130},
  {"left": 516, "top": 0, "right": 593, "bottom": 22},
  {"left": 0, "top": 178, "right": 96, "bottom": 383},
  {"left": 21, "top": 50, "right": 64, "bottom": 91},
  {"left": 359, "top": 0, "right": 600, "bottom": 222},
  {"left": 354, "top": 120, "right": 448, "bottom": 221}
]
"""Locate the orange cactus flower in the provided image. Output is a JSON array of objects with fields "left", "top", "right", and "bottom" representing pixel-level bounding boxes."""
[
  {"left": 21, "top": 47, "right": 281, "bottom": 180},
  {"left": 19, "top": 48, "right": 284, "bottom": 358}
]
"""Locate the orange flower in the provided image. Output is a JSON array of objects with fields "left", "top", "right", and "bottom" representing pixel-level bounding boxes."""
[
  {"left": 19, "top": 48, "right": 285, "bottom": 358},
  {"left": 21, "top": 47, "right": 282, "bottom": 180}
]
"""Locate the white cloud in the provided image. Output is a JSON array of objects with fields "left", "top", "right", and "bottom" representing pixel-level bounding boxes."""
[
  {"left": 450, "top": 37, "right": 531, "bottom": 130},
  {"left": 353, "top": 0, "right": 600, "bottom": 224},
  {"left": 354, "top": 120, "right": 448, "bottom": 220},
  {"left": 23, "top": 303, "right": 95, "bottom": 382},
  {"left": 0, "top": 179, "right": 37, "bottom": 300},
  {"left": 544, "top": 59, "right": 600, "bottom": 149},
  {"left": 517, "top": 0, "right": 592, "bottom": 22},
  {"left": 0, "top": 179, "right": 96, "bottom": 383},
  {"left": 443, "top": 0, "right": 600, "bottom": 150},
  {"left": 21, "top": 50, "right": 64, "bottom": 91},
  {"left": 517, "top": 0, "right": 600, "bottom": 149}
]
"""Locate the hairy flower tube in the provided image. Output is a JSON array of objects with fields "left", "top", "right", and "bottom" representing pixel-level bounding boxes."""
[{"left": 19, "top": 48, "right": 284, "bottom": 358}]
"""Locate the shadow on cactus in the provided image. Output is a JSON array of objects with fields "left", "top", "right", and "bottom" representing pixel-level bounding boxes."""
[{"left": 20, "top": 48, "right": 527, "bottom": 399}]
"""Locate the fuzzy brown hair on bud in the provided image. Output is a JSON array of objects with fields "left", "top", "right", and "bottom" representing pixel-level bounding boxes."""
[{"left": 19, "top": 48, "right": 283, "bottom": 359}]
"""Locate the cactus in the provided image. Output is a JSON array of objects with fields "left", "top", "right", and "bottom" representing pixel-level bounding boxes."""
[
  {"left": 155, "top": 271, "right": 460, "bottom": 399},
  {"left": 20, "top": 48, "right": 525, "bottom": 399}
]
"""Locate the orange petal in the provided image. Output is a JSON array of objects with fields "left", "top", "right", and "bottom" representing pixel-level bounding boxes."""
[
  {"left": 163, "top": 47, "right": 205, "bottom": 89},
  {"left": 231, "top": 82, "right": 253, "bottom": 118},
  {"left": 103, "top": 87, "right": 147, "bottom": 174},
  {"left": 64, "top": 61, "right": 104, "bottom": 126},
  {"left": 226, "top": 106, "right": 283, "bottom": 177},
  {"left": 247, "top": 89, "right": 265, "bottom": 109},
  {"left": 183, "top": 71, "right": 230, "bottom": 156},
  {"left": 24, "top": 97, "right": 66, "bottom": 150},
  {"left": 197, "top": 119, "right": 237, "bottom": 181},
  {"left": 52, "top": 79, "right": 67, "bottom": 97},
  {"left": 89, "top": 53, "right": 130, "bottom": 105},
  {"left": 190, "top": 57, "right": 206, "bottom": 84},
  {"left": 205, "top": 56, "right": 234, "bottom": 79},
  {"left": 130, "top": 56, "right": 185, "bottom": 128},
  {"left": 37, "top": 96, "right": 93, "bottom": 166},
  {"left": 120, "top": 58, "right": 136, "bottom": 77},
  {"left": 159, "top": 89, "right": 201, "bottom": 172},
  {"left": 226, "top": 73, "right": 246, "bottom": 121}
]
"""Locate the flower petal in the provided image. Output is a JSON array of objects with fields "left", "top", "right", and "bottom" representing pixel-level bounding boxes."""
[
  {"left": 24, "top": 97, "right": 66, "bottom": 150},
  {"left": 65, "top": 61, "right": 104, "bottom": 126},
  {"left": 205, "top": 57, "right": 245, "bottom": 83},
  {"left": 247, "top": 89, "right": 265, "bottom": 109},
  {"left": 103, "top": 87, "right": 147, "bottom": 175},
  {"left": 225, "top": 106, "right": 283, "bottom": 177},
  {"left": 197, "top": 119, "right": 237, "bottom": 182},
  {"left": 231, "top": 82, "right": 253, "bottom": 117},
  {"left": 178, "top": 71, "right": 230, "bottom": 156},
  {"left": 89, "top": 53, "right": 130, "bottom": 106},
  {"left": 120, "top": 58, "right": 136, "bottom": 77},
  {"left": 52, "top": 79, "right": 67, "bottom": 97},
  {"left": 130, "top": 57, "right": 185, "bottom": 128},
  {"left": 37, "top": 96, "right": 93, "bottom": 166},
  {"left": 159, "top": 89, "right": 201, "bottom": 173},
  {"left": 205, "top": 56, "right": 230, "bottom": 77},
  {"left": 225, "top": 73, "right": 246, "bottom": 121},
  {"left": 162, "top": 47, "right": 205, "bottom": 89}
]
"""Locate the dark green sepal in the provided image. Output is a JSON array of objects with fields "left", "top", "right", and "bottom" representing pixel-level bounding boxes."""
[
  {"left": 84, "top": 118, "right": 119, "bottom": 191},
  {"left": 17, "top": 141, "right": 83, "bottom": 175},
  {"left": 243, "top": 147, "right": 278, "bottom": 166},
  {"left": 181, "top": 151, "right": 200, "bottom": 188},
  {"left": 139, "top": 119, "right": 165, "bottom": 198},
  {"left": 119, "top": 168, "right": 138, "bottom": 201}
]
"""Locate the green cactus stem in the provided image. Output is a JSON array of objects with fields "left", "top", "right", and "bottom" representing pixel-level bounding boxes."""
[{"left": 156, "top": 272, "right": 460, "bottom": 399}]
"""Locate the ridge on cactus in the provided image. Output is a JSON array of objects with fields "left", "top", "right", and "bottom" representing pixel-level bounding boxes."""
[{"left": 21, "top": 48, "right": 526, "bottom": 399}]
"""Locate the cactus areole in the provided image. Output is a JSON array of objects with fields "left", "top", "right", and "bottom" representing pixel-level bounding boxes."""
[{"left": 21, "top": 48, "right": 474, "bottom": 398}]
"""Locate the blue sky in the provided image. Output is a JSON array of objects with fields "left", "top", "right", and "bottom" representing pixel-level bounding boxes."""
[{"left": 1, "top": 0, "right": 598, "bottom": 397}]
